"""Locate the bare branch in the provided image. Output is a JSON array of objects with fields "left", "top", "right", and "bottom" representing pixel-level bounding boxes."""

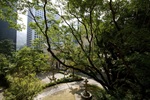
[
  {"left": 109, "top": 0, "right": 120, "bottom": 31},
  {"left": 28, "top": 8, "right": 45, "bottom": 35},
  {"left": 43, "top": 0, "right": 49, "bottom": 35}
]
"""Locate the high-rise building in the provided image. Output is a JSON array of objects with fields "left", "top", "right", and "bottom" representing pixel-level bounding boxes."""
[
  {"left": 27, "top": 8, "right": 44, "bottom": 47},
  {"left": 0, "top": 20, "right": 17, "bottom": 49}
]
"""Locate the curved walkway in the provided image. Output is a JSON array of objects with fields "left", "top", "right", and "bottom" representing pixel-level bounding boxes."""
[
  {"left": 34, "top": 82, "right": 81, "bottom": 100},
  {"left": 35, "top": 72, "right": 103, "bottom": 100},
  {"left": 0, "top": 73, "right": 103, "bottom": 100},
  {"left": 0, "top": 88, "right": 5, "bottom": 100}
]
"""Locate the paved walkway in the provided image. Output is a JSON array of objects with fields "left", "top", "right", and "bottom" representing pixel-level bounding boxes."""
[
  {"left": 37, "top": 72, "right": 102, "bottom": 88},
  {"left": 37, "top": 73, "right": 70, "bottom": 84},
  {"left": 34, "top": 82, "right": 81, "bottom": 100},
  {"left": 0, "top": 92, "right": 3, "bottom": 100},
  {"left": 34, "top": 72, "right": 103, "bottom": 100},
  {"left": 0, "top": 88, "right": 4, "bottom": 100},
  {"left": 0, "top": 72, "right": 103, "bottom": 100}
]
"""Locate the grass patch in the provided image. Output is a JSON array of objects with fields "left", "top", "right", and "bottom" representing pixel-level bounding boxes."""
[{"left": 42, "top": 89, "right": 75, "bottom": 100}]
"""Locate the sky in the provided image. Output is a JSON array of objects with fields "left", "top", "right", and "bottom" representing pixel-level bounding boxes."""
[{"left": 17, "top": 13, "right": 27, "bottom": 50}]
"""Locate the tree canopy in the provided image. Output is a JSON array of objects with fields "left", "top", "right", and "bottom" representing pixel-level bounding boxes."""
[
  {"left": 2, "top": 0, "right": 150, "bottom": 99},
  {"left": 2, "top": 47, "right": 49, "bottom": 99},
  {"left": 0, "top": 39, "right": 15, "bottom": 57}
]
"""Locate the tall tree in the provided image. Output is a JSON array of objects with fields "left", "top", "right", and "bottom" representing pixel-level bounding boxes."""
[
  {"left": 0, "top": 0, "right": 22, "bottom": 29},
  {"left": 11, "top": 47, "right": 50, "bottom": 75},
  {"left": 0, "top": 39, "right": 15, "bottom": 57},
  {"left": 0, "top": 40, "right": 14, "bottom": 87},
  {"left": 4, "top": 74, "right": 42, "bottom": 100},
  {"left": 16, "top": 0, "right": 150, "bottom": 99},
  {"left": 3, "top": 47, "right": 48, "bottom": 99}
]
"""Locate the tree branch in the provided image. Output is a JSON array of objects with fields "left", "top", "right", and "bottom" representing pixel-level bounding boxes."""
[{"left": 109, "top": 0, "right": 120, "bottom": 31}]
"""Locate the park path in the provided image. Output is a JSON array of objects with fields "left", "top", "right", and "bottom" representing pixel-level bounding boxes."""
[
  {"left": 0, "top": 88, "right": 4, "bottom": 100},
  {"left": 0, "top": 72, "right": 103, "bottom": 100},
  {"left": 34, "top": 82, "right": 81, "bottom": 100},
  {"left": 0, "top": 92, "right": 3, "bottom": 100},
  {"left": 37, "top": 72, "right": 102, "bottom": 87},
  {"left": 34, "top": 72, "right": 103, "bottom": 100}
]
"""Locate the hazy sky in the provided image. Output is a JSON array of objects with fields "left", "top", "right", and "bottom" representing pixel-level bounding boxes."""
[{"left": 17, "top": 13, "right": 27, "bottom": 49}]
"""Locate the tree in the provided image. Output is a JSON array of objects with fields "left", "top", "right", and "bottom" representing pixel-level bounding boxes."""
[
  {"left": 0, "top": 54, "right": 9, "bottom": 75},
  {"left": 0, "top": 39, "right": 15, "bottom": 57},
  {"left": 0, "top": 40, "right": 14, "bottom": 87},
  {"left": 15, "top": 0, "right": 150, "bottom": 99},
  {"left": 11, "top": 47, "right": 50, "bottom": 75},
  {"left": 3, "top": 47, "right": 49, "bottom": 99},
  {"left": 4, "top": 74, "right": 42, "bottom": 100},
  {"left": 0, "top": 53, "right": 10, "bottom": 87},
  {"left": 0, "top": 0, "right": 22, "bottom": 29}
]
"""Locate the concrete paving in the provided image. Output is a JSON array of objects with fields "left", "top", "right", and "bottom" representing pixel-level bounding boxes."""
[
  {"left": 34, "top": 82, "right": 81, "bottom": 100},
  {"left": 0, "top": 72, "right": 103, "bottom": 100},
  {"left": 0, "top": 92, "right": 3, "bottom": 100},
  {"left": 37, "top": 72, "right": 69, "bottom": 84},
  {"left": 0, "top": 88, "right": 4, "bottom": 100},
  {"left": 35, "top": 72, "right": 103, "bottom": 100}
]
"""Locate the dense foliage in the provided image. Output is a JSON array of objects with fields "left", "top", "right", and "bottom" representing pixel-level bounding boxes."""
[
  {"left": 0, "top": 0, "right": 23, "bottom": 29},
  {"left": 4, "top": 74, "right": 42, "bottom": 100},
  {"left": 24, "top": 0, "right": 150, "bottom": 99},
  {"left": 0, "top": 46, "right": 50, "bottom": 99},
  {"left": 0, "top": 40, "right": 15, "bottom": 87},
  {"left": 0, "top": 0, "right": 150, "bottom": 99},
  {"left": 0, "top": 39, "right": 15, "bottom": 57},
  {"left": 11, "top": 47, "right": 50, "bottom": 74}
]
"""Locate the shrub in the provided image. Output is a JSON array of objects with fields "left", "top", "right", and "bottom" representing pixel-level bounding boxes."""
[{"left": 3, "top": 74, "right": 43, "bottom": 100}]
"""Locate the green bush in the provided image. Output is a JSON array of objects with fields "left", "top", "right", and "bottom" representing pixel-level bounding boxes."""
[{"left": 3, "top": 74, "right": 43, "bottom": 100}]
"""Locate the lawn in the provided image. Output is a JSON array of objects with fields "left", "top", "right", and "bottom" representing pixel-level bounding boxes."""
[{"left": 42, "top": 89, "right": 75, "bottom": 100}]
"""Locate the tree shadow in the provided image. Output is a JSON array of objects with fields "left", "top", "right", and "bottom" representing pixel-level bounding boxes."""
[
  {"left": 0, "top": 88, "right": 5, "bottom": 93},
  {"left": 66, "top": 81, "right": 84, "bottom": 96}
]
